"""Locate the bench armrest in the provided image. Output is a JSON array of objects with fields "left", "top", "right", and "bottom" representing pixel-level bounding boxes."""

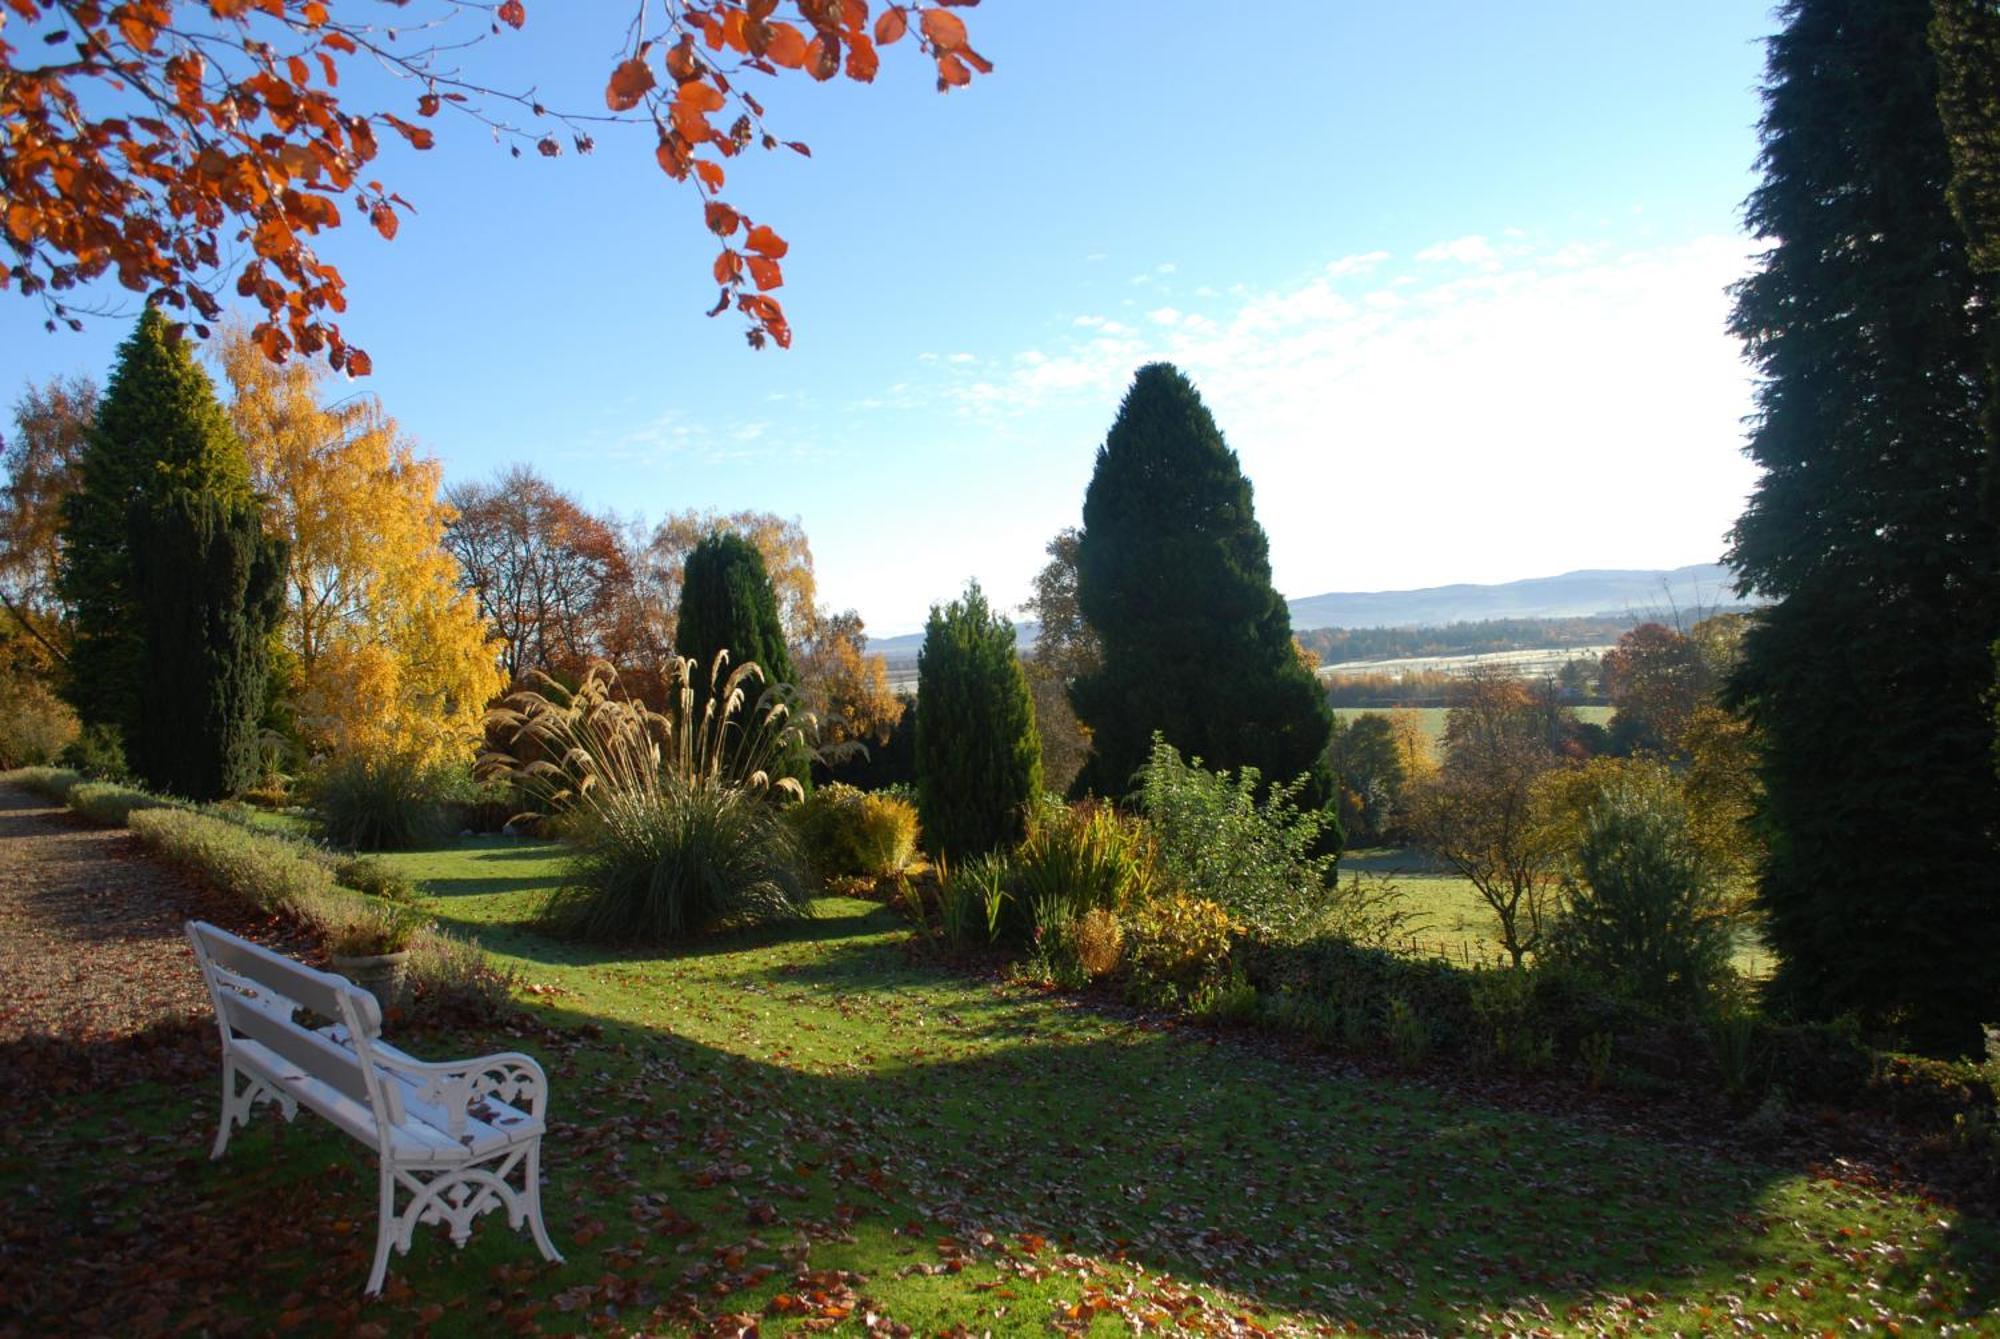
[{"left": 368, "top": 1049, "right": 550, "bottom": 1139}]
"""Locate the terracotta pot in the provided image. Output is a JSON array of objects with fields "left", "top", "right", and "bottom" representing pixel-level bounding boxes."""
[{"left": 331, "top": 949, "right": 411, "bottom": 1011}]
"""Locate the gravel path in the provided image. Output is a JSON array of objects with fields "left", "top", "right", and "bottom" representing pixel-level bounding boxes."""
[{"left": 0, "top": 783, "right": 298, "bottom": 1047}]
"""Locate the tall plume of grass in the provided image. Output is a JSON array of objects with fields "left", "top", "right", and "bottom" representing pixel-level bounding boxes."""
[{"left": 482, "top": 656, "right": 814, "bottom": 942}]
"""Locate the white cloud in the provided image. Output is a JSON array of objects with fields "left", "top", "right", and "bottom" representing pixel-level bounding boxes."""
[
  {"left": 917, "top": 233, "right": 1759, "bottom": 594},
  {"left": 1326, "top": 250, "right": 1391, "bottom": 277},
  {"left": 1415, "top": 234, "right": 1500, "bottom": 267},
  {"left": 1156, "top": 262, "right": 1178, "bottom": 274},
  {"left": 948, "top": 352, "right": 977, "bottom": 365}
]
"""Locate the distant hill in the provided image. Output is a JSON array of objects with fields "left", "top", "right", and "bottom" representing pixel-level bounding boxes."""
[
  {"left": 869, "top": 564, "right": 1749, "bottom": 665},
  {"left": 1282, "top": 563, "right": 1749, "bottom": 632}
]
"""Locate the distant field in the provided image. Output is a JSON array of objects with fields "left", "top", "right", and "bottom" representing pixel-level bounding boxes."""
[
  {"left": 1319, "top": 644, "right": 1615, "bottom": 682},
  {"left": 1345, "top": 846, "right": 1773, "bottom": 977},
  {"left": 1335, "top": 704, "right": 1613, "bottom": 743}
]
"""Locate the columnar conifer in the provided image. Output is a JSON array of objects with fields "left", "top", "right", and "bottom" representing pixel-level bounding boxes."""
[
  {"left": 675, "top": 530, "right": 808, "bottom": 784},
  {"left": 1069, "top": 363, "right": 1335, "bottom": 815},
  {"left": 915, "top": 582, "right": 1041, "bottom": 860},
  {"left": 58, "top": 308, "right": 284, "bottom": 798},
  {"left": 1728, "top": 0, "right": 2000, "bottom": 1054}
]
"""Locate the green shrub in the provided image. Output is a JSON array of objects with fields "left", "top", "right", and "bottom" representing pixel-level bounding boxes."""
[
  {"left": 127, "top": 807, "right": 349, "bottom": 932},
  {"left": 67, "top": 781, "right": 183, "bottom": 826},
  {"left": 59, "top": 722, "right": 129, "bottom": 781},
  {"left": 307, "top": 750, "right": 466, "bottom": 851},
  {"left": 1546, "top": 774, "right": 1735, "bottom": 1007},
  {"left": 1011, "top": 800, "right": 1159, "bottom": 941},
  {"left": 405, "top": 928, "right": 519, "bottom": 1026},
  {"left": 0, "top": 671, "right": 79, "bottom": 768},
  {"left": 791, "top": 783, "right": 920, "bottom": 882},
  {"left": 1469, "top": 968, "right": 1555, "bottom": 1072},
  {"left": 936, "top": 852, "right": 1012, "bottom": 948},
  {"left": 1239, "top": 935, "right": 1483, "bottom": 1052},
  {"left": 1124, "top": 893, "right": 1238, "bottom": 1009},
  {"left": 10, "top": 766, "right": 82, "bottom": 802},
  {"left": 334, "top": 855, "right": 418, "bottom": 903},
  {"left": 327, "top": 900, "right": 430, "bottom": 957},
  {"left": 1136, "top": 735, "right": 1341, "bottom": 940},
  {"left": 1868, "top": 1054, "right": 1998, "bottom": 1125},
  {"left": 914, "top": 582, "right": 1042, "bottom": 861},
  {"left": 1385, "top": 997, "right": 1433, "bottom": 1069}
]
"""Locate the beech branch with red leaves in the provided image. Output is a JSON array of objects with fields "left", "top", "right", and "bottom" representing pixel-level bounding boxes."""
[{"left": 0, "top": 0, "right": 988, "bottom": 371}]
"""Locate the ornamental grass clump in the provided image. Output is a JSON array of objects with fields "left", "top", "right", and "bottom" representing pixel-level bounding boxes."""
[
  {"left": 307, "top": 749, "right": 465, "bottom": 851},
  {"left": 485, "top": 656, "right": 813, "bottom": 943},
  {"left": 1010, "top": 798, "right": 1159, "bottom": 943}
]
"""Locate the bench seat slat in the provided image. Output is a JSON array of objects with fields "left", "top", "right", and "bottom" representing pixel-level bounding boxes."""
[{"left": 221, "top": 992, "right": 377, "bottom": 1107}]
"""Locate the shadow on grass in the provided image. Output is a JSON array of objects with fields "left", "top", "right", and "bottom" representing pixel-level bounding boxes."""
[
  {"left": 11, "top": 979, "right": 1996, "bottom": 1336},
  {"left": 428, "top": 901, "right": 899, "bottom": 972}
]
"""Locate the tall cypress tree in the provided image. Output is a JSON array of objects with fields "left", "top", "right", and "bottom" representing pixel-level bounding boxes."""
[
  {"left": 915, "top": 581, "right": 1041, "bottom": 860},
  {"left": 675, "top": 530, "right": 807, "bottom": 783},
  {"left": 129, "top": 488, "right": 286, "bottom": 799},
  {"left": 57, "top": 308, "right": 284, "bottom": 799},
  {"left": 1727, "top": 0, "right": 2000, "bottom": 1054},
  {"left": 1069, "top": 363, "right": 1334, "bottom": 812}
]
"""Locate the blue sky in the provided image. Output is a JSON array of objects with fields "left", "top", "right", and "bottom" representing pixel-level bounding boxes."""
[{"left": 3, "top": 2, "right": 1776, "bottom": 635}]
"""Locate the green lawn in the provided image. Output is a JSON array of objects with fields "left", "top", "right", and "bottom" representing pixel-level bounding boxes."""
[{"left": 10, "top": 833, "right": 1993, "bottom": 1335}]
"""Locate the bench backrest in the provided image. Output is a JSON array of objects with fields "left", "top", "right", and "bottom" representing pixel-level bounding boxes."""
[{"left": 186, "top": 920, "right": 389, "bottom": 1115}]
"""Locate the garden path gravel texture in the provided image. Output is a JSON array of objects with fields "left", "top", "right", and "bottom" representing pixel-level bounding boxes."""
[
  {"left": 0, "top": 785, "right": 216, "bottom": 1045},
  {"left": 0, "top": 783, "right": 314, "bottom": 1056}
]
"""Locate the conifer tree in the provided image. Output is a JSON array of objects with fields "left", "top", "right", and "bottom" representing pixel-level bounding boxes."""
[
  {"left": 1069, "top": 363, "right": 1334, "bottom": 813},
  {"left": 915, "top": 582, "right": 1041, "bottom": 860},
  {"left": 128, "top": 488, "right": 286, "bottom": 798},
  {"left": 57, "top": 308, "right": 285, "bottom": 798},
  {"left": 675, "top": 530, "right": 807, "bottom": 783},
  {"left": 1727, "top": 0, "right": 2000, "bottom": 1054}
]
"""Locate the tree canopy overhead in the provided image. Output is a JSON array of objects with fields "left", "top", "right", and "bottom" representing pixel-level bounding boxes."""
[{"left": 1, "top": 1, "right": 991, "bottom": 369}]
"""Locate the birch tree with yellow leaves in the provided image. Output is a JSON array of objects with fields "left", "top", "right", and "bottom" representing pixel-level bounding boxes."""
[{"left": 219, "top": 331, "right": 502, "bottom": 765}]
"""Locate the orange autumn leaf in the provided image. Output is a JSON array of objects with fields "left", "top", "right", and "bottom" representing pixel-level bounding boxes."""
[
  {"left": 745, "top": 224, "right": 788, "bottom": 258},
  {"left": 920, "top": 8, "right": 967, "bottom": 50},
  {"left": 765, "top": 23, "right": 807, "bottom": 69},
  {"left": 704, "top": 201, "right": 740, "bottom": 236},
  {"left": 2, "top": 0, "right": 983, "bottom": 368},
  {"left": 606, "top": 57, "right": 656, "bottom": 112},
  {"left": 675, "top": 79, "right": 727, "bottom": 113},
  {"left": 747, "top": 254, "right": 782, "bottom": 290}
]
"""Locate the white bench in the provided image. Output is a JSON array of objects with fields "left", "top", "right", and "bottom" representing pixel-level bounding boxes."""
[{"left": 185, "top": 920, "right": 563, "bottom": 1295}]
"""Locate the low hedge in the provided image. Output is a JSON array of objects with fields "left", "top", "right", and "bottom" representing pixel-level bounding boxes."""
[
  {"left": 8, "top": 767, "right": 83, "bottom": 803},
  {"left": 68, "top": 781, "right": 186, "bottom": 827},
  {"left": 129, "top": 808, "right": 350, "bottom": 933},
  {"left": 1238, "top": 931, "right": 1994, "bottom": 1133}
]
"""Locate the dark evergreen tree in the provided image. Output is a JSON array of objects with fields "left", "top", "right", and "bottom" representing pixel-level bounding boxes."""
[
  {"left": 1727, "top": 0, "right": 2000, "bottom": 1054},
  {"left": 1069, "top": 363, "right": 1334, "bottom": 811},
  {"left": 674, "top": 530, "right": 808, "bottom": 784},
  {"left": 129, "top": 488, "right": 286, "bottom": 799},
  {"left": 56, "top": 307, "right": 283, "bottom": 800},
  {"left": 58, "top": 307, "right": 249, "bottom": 747},
  {"left": 915, "top": 582, "right": 1041, "bottom": 860}
]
